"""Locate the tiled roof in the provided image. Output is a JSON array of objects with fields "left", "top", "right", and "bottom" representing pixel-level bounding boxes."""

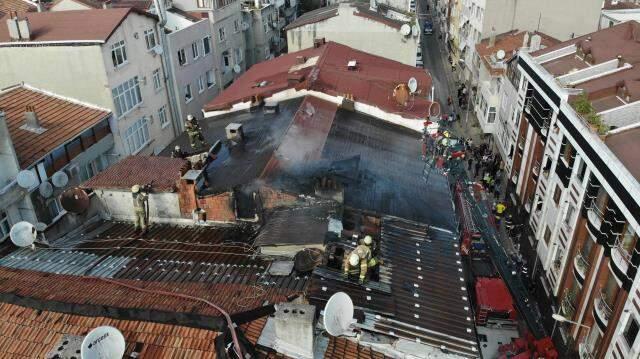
[
  {"left": 603, "top": 0, "right": 640, "bottom": 10},
  {"left": 283, "top": 4, "right": 339, "bottom": 30},
  {"left": 605, "top": 126, "right": 640, "bottom": 182},
  {"left": 60, "top": 0, "right": 154, "bottom": 10},
  {"left": 476, "top": 31, "right": 559, "bottom": 75},
  {"left": 0, "top": 0, "right": 36, "bottom": 17},
  {"left": 308, "top": 215, "right": 478, "bottom": 357},
  {"left": 0, "top": 84, "right": 110, "bottom": 168},
  {"left": 82, "top": 156, "right": 188, "bottom": 192},
  {"left": 0, "top": 7, "right": 157, "bottom": 43},
  {"left": 323, "top": 337, "right": 390, "bottom": 359},
  {"left": 204, "top": 42, "right": 435, "bottom": 120},
  {"left": 0, "top": 301, "right": 220, "bottom": 358},
  {"left": 351, "top": 3, "right": 403, "bottom": 30}
]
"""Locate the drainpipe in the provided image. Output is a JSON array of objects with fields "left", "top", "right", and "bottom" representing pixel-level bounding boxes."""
[{"left": 153, "top": 0, "right": 183, "bottom": 137}]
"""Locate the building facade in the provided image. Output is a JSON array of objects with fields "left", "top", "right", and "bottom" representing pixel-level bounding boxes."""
[
  {"left": 504, "top": 22, "right": 640, "bottom": 358},
  {"left": 0, "top": 8, "right": 177, "bottom": 157}
]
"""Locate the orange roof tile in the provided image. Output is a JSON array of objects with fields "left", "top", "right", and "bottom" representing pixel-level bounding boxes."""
[
  {"left": 0, "top": 0, "right": 36, "bottom": 17},
  {"left": 0, "top": 84, "right": 110, "bottom": 168}
]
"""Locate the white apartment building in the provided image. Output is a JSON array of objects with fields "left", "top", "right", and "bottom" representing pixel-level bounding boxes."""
[
  {"left": 503, "top": 22, "right": 640, "bottom": 358},
  {"left": 0, "top": 85, "right": 115, "bottom": 240},
  {"left": 242, "top": 0, "right": 279, "bottom": 66},
  {"left": 455, "top": 0, "right": 603, "bottom": 84},
  {"left": 0, "top": 8, "right": 177, "bottom": 157},
  {"left": 285, "top": 2, "right": 420, "bottom": 66},
  {"left": 600, "top": 1, "right": 640, "bottom": 30}
]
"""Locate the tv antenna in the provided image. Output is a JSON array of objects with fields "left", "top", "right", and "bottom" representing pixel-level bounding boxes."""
[
  {"left": 9, "top": 221, "right": 37, "bottom": 248},
  {"left": 408, "top": 77, "right": 418, "bottom": 93},
  {"left": 16, "top": 170, "right": 37, "bottom": 189},
  {"left": 81, "top": 326, "right": 126, "bottom": 359},
  {"left": 323, "top": 292, "right": 357, "bottom": 337},
  {"left": 60, "top": 187, "right": 91, "bottom": 214},
  {"left": 52, "top": 171, "right": 69, "bottom": 188}
]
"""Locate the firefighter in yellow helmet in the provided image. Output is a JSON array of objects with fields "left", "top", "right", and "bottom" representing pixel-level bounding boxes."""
[
  {"left": 131, "top": 184, "right": 149, "bottom": 233},
  {"left": 343, "top": 243, "right": 381, "bottom": 284}
]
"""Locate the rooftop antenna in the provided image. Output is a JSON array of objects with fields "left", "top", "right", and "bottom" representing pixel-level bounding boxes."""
[
  {"left": 9, "top": 221, "right": 37, "bottom": 249},
  {"left": 81, "top": 326, "right": 126, "bottom": 359},
  {"left": 408, "top": 77, "right": 418, "bottom": 93},
  {"left": 400, "top": 24, "right": 411, "bottom": 37},
  {"left": 323, "top": 292, "right": 357, "bottom": 337},
  {"left": 59, "top": 187, "right": 91, "bottom": 214},
  {"left": 16, "top": 170, "right": 37, "bottom": 189},
  {"left": 51, "top": 171, "right": 69, "bottom": 188}
]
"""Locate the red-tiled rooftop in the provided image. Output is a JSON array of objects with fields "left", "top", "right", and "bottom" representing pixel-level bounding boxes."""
[
  {"left": 82, "top": 155, "right": 188, "bottom": 192},
  {"left": 476, "top": 30, "right": 559, "bottom": 75},
  {"left": 605, "top": 126, "right": 640, "bottom": 182},
  {"left": 52, "top": 0, "right": 154, "bottom": 10},
  {"left": 0, "top": 7, "right": 156, "bottom": 43},
  {"left": 0, "top": 84, "right": 110, "bottom": 168},
  {"left": 0, "top": 0, "right": 36, "bottom": 17},
  {"left": 283, "top": 3, "right": 339, "bottom": 30},
  {"left": 205, "top": 41, "right": 436, "bottom": 119}
]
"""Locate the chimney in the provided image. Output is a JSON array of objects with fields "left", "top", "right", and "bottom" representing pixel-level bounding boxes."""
[
  {"left": 488, "top": 35, "right": 496, "bottom": 48},
  {"left": 17, "top": 17, "right": 30, "bottom": 40},
  {"left": 102, "top": 0, "right": 112, "bottom": 8},
  {"left": 529, "top": 34, "right": 542, "bottom": 52},
  {"left": 6, "top": 12, "right": 20, "bottom": 41},
  {"left": 273, "top": 303, "right": 315, "bottom": 359},
  {"left": 36, "top": 1, "right": 46, "bottom": 12},
  {"left": 296, "top": 55, "right": 307, "bottom": 64},
  {"left": 370, "top": 0, "right": 377, "bottom": 11},
  {"left": 20, "top": 105, "right": 47, "bottom": 134},
  {"left": 522, "top": 32, "right": 530, "bottom": 48},
  {"left": 617, "top": 54, "right": 624, "bottom": 68},
  {"left": 313, "top": 38, "right": 325, "bottom": 48},
  {"left": 225, "top": 123, "right": 244, "bottom": 141}
]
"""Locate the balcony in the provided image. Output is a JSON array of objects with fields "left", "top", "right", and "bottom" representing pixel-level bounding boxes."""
[
  {"left": 574, "top": 251, "right": 590, "bottom": 283},
  {"left": 561, "top": 291, "right": 577, "bottom": 319},
  {"left": 593, "top": 290, "right": 613, "bottom": 331},
  {"left": 532, "top": 160, "right": 541, "bottom": 177},
  {"left": 518, "top": 135, "right": 525, "bottom": 151},
  {"left": 611, "top": 243, "right": 632, "bottom": 282},
  {"left": 579, "top": 342, "right": 596, "bottom": 359}
]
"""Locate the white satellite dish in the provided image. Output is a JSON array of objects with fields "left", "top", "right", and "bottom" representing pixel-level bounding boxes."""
[
  {"left": 52, "top": 171, "right": 69, "bottom": 188},
  {"left": 81, "top": 326, "right": 126, "bottom": 359},
  {"left": 16, "top": 170, "right": 37, "bottom": 189},
  {"left": 408, "top": 77, "right": 418, "bottom": 93},
  {"left": 9, "top": 221, "right": 36, "bottom": 248},
  {"left": 39, "top": 182, "right": 53, "bottom": 198},
  {"left": 400, "top": 24, "right": 411, "bottom": 36},
  {"left": 496, "top": 49, "right": 506, "bottom": 60},
  {"left": 233, "top": 64, "right": 242, "bottom": 74},
  {"left": 323, "top": 292, "right": 355, "bottom": 337},
  {"left": 411, "top": 24, "right": 419, "bottom": 37}
]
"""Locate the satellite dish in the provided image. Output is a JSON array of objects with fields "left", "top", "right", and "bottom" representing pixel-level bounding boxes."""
[
  {"left": 9, "top": 221, "right": 36, "bottom": 248},
  {"left": 400, "top": 24, "right": 411, "bottom": 36},
  {"left": 35, "top": 222, "right": 47, "bottom": 232},
  {"left": 38, "top": 182, "right": 53, "bottom": 198},
  {"left": 233, "top": 64, "right": 242, "bottom": 74},
  {"left": 52, "top": 171, "right": 69, "bottom": 188},
  {"left": 496, "top": 49, "right": 506, "bottom": 60},
  {"left": 323, "top": 292, "right": 355, "bottom": 336},
  {"left": 412, "top": 24, "right": 419, "bottom": 37},
  {"left": 408, "top": 77, "right": 418, "bottom": 93},
  {"left": 60, "top": 187, "right": 91, "bottom": 214},
  {"left": 16, "top": 170, "right": 37, "bottom": 189},
  {"left": 81, "top": 326, "right": 126, "bottom": 359}
]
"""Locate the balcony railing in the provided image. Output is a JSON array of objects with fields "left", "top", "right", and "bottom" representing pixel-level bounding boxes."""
[
  {"left": 574, "top": 251, "right": 590, "bottom": 279},
  {"left": 594, "top": 290, "right": 613, "bottom": 324},
  {"left": 611, "top": 240, "right": 632, "bottom": 277},
  {"left": 532, "top": 160, "right": 541, "bottom": 176},
  {"left": 561, "top": 290, "right": 577, "bottom": 319},
  {"left": 518, "top": 135, "right": 526, "bottom": 150},
  {"left": 579, "top": 342, "right": 596, "bottom": 359}
]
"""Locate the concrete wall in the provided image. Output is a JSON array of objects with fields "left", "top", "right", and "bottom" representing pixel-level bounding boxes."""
[
  {"left": 96, "top": 189, "right": 182, "bottom": 221},
  {"left": 165, "top": 18, "right": 219, "bottom": 127},
  {"left": 244, "top": 4, "right": 277, "bottom": 67},
  {"left": 286, "top": 4, "right": 418, "bottom": 66},
  {"left": 377, "top": 0, "right": 411, "bottom": 13}
]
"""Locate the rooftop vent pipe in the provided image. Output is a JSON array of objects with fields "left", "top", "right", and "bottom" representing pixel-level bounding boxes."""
[{"left": 20, "top": 105, "right": 46, "bottom": 134}]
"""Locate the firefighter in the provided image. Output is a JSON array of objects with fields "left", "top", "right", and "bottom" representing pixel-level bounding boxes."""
[
  {"left": 171, "top": 145, "right": 186, "bottom": 159},
  {"left": 185, "top": 114, "right": 205, "bottom": 150},
  {"left": 343, "top": 244, "right": 380, "bottom": 284},
  {"left": 495, "top": 201, "right": 506, "bottom": 223},
  {"left": 131, "top": 184, "right": 149, "bottom": 233}
]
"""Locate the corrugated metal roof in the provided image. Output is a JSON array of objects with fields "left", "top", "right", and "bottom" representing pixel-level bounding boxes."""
[{"left": 308, "top": 214, "right": 478, "bottom": 358}]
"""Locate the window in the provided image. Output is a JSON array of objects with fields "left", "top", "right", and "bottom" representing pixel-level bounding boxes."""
[
  {"left": 0, "top": 211, "right": 10, "bottom": 239},
  {"left": 234, "top": 19, "right": 240, "bottom": 32},
  {"left": 234, "top": 47, "right": 243, "bottom": 63},
  {"left": 124, "top": 117, "right": 150, "bottom": 154},
  {"left": 198, "top": 75, "right": 205, "bottom": 93},
  {"left": 111, "top": 40, "right": 128, "bottom": 68},
  {"left": 553, "top": 185, "right": 562, "bottom": 205},
  {"left": 184, "top": 84, "right": 193, "bottom": 103},
  {"left": 47, "top": 198, "right": 64, "bottom": 221},
  {"left": 624, "top": 318, "right": 639, "bottom": 348},
  {"left": 144, "top": 29, "right": 156, "bottom": 50},
  {"left": 197, "top": 0, "right": 207, "bottom": 7},
  {"left": 80, "top": 155, "right": 109, "bottom": 182},
  {"left": 218, "top": 26, "right": 226, "bottom": 42},
  {"left": 564, "top": 204, "right": 575, "bottom": 226},
  {"left": 264, "top": 23, "right": 269, "bottom": 34},
  {"left": 264, "top": 47, "right": 270, "bottom": 59},
  {"left": 178, "top": 48, "right": 187, "bottom": 66},
  {"left": 206, "top": 70, "right": 216, "bottom": 88},
  {"left": 544, "top": 226, "right": 552, "bottom": 245},
  {"left": 203, "top": 36, "right": 211, "bottom": 55},
  {"left": 488, "top": 106, "right": 496, "bottom": 123},
  {"left": 222, "top": 51, "right": 231, "bottom": 71},
  {"left": 152, "top": 68, "right": 162, "bottom": 91},
  {"left": 111, "top": 77, "right": 142, "bottom": 117},
  {"left": 191, "top": 41, "right": 200, "bottom": 60},
  {"left": 562, "top": 140, "right": 574, "bottom": 164},
  {"left": 576, "top": 159, "right": 587, "bottom": 183},
  {"left": 158, "top": 106, "right": 169, "bottom": 128}
]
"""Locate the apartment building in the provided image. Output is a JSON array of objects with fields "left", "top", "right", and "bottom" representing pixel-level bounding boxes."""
[
  {"left": 0, "top": 84, "right": 114, "bottom": 239},
  {"left": 172, "top": 0, "right": 246, "bottom": 88},
  {"left": 0, "top": 8, "right": 177, "bottom": 157},
  {"left": 600, "top": 0, "right": 640, "bottom": 30},
  {"left": 453, "top": 0, "right": 602, "bottom": 84},
  {"left": 505, "top": 22, "right": 640, "bottom": 358},
  {"left": 285, "top": 2, "right": 420, "bottom": 66},
  {"left": 242, "top": 0, "right": 279, "bottom": 66}
]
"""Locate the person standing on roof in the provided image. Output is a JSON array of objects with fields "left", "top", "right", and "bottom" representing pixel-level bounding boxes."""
[
  {"left": 185, "top": 114, "right": 206, "bottom": 150},
  {"left": 132, "top": 184, "right": 150, "bottom": 233},
  {"left": 343, "top": 243, "right": 381, "bottom": 284}
]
